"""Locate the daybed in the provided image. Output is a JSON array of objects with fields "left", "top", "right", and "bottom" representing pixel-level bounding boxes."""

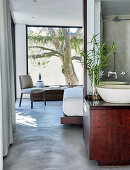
[{"left": 61, "top": 87, "right": 83, "bottom": 125}]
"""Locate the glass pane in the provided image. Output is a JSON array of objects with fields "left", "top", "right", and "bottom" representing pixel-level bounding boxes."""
[{"left": 28, "top": 26, "right": 83, "bottom": 86}]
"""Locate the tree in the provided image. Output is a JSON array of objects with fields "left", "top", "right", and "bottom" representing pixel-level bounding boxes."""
[{"left": 28, "top": 27, "right": 83, "bottom": 85}]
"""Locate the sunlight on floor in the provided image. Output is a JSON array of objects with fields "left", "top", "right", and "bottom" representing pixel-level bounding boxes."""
[{"left": 16, "top": 111, "right": 37, "bottom": 127}]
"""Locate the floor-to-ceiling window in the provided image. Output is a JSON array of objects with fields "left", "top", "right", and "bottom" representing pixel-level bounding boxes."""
[{"left": 27, "top": 26, "right": 83, "bottom": 86}]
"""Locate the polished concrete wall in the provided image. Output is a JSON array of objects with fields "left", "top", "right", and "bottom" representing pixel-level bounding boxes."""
[{"left": 102, "top": 15, "right": 130, "bottom": 82}]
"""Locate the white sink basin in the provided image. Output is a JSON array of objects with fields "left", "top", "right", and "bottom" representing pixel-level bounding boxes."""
[
  {"left": 97, "top": 85, "right": 130, "bottom": 103},
  {"left": 99, "top": 81, "right": 128, "bottom": 85}
]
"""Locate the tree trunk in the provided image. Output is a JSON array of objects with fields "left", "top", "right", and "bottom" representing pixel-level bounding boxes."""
[
  {"left": 62, "top": 28, "right": 79, "bottom": 85},
  {"left": 48, "top": 28, "right": 79, "bottom": 85},
  {"left": 62, "top": 60, "right": 79, "bottom": 85}
]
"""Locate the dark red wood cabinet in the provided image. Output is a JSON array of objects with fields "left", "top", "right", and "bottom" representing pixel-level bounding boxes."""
[{"left": 83, "top": 99, "right": 130, "bottom": 166}]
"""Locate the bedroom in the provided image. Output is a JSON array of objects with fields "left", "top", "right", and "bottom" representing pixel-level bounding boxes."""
[
  {"left": 1, "top": 0, "right": 130, "bottom": 170},
  {"left": 2, "top": 0, "right": 88, "bottom": 169}
]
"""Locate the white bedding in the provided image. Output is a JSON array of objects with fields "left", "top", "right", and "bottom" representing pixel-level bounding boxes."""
[{"left": 63, "top": 87, "right": 83, "bottom": 116}]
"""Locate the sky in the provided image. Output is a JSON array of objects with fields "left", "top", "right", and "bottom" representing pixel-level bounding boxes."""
[{"left": 29, "top": 27, "right": 78, "bottom": 33}]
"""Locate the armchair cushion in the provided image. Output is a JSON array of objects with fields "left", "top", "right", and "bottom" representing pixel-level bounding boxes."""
[
  {"left": 21, "top": 88, "right": 42, "bottom": 94},
  {"left": 19, "top": 75, "right": 34, "bottom": 89}
]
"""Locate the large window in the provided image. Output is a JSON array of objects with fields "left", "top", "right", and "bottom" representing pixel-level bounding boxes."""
[{"left": 27, "top": 26, "right": 83, "bottom": 86}]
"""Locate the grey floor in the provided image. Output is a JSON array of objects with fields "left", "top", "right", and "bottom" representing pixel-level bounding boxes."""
[{"left": 3, "top": 99, "right": 130, "bottom": 170}]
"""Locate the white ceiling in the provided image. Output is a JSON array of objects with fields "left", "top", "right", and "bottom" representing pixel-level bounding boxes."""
[
  {"left": 10, "top": 0, "right": 83, "bottom": 26},
  {"left": 10, "top": 0, "right": 130, "bottom": 26},
  {"left": 101, "top": 0, "right": 130, "bottom": 16}
]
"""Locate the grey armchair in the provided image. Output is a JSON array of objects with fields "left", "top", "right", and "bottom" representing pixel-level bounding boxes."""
[{"left": 19, "top": 75, "right": 38, "bottom": 107}]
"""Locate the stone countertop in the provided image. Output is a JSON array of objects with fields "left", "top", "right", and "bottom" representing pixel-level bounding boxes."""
[{"left": 84, "top": 98, "right": 130, "bottom": 109}]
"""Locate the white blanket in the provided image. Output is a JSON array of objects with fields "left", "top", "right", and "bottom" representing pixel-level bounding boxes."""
[{"left": 63, "top": 87, "right": 83, "bottom": 116}]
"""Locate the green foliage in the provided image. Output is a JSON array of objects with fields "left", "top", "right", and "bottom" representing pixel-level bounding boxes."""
[
  {"left": 81, "top": 34, "right": 116, "bottom": 87},
  {"left": 28, "top": 27, "right": 53, "bottom": 47},
  {"left": 28, "top": 27, "right": 83, "bottom": 53},
  {"left": 28, "top": 35, "right": 53, "bottom": 45},
  {"left": 71, "top": 34, "right": 83, "bottom": 54},
  {"left": 57, "top": 29, "right": 64, "bottom": 45}
]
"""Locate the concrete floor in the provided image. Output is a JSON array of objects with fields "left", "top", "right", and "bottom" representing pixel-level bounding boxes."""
[{"left": 3, "top": 99, "right": 130, "bottom": 170}]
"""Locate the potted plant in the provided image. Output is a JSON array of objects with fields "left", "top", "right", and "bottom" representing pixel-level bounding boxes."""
[{"left": 81, "top": 34, "right": 116, "bottom": 100}]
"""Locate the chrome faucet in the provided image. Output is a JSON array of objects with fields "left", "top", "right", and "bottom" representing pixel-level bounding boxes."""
[
  {"left": 120, "top": 71, "right": 128, "bottom": 76},
  {"left": 108, "top": 71, "right": 117, "bottom": 79}
]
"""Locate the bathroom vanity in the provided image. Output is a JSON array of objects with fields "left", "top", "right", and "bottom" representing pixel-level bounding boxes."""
[{"left": 83, "top": 99, "right": 130, "bottom": 166}]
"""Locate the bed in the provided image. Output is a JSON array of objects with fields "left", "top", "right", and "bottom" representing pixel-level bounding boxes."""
[{"left": 61, "top": 87, "right": 83, "bottom": 125}]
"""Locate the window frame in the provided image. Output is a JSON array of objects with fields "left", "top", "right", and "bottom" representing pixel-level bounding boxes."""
[{"left": 26, "top": 25, "right": 83, "bottom": 86}]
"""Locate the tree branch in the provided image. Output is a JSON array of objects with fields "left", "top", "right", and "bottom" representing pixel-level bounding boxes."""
[
  {"left": 48, "top": 28, "right": 62, "bottom": 50},
  {"left": 29, "top": 46, "right": 64, "bottom": 57},
  {"left": 29, "top": 51, "right": 59, "bottom": 59},
  {"left": 71, "top": 56, "right": 82, "bottom": 61}
]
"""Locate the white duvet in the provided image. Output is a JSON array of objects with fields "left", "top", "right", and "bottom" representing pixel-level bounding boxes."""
[{"left": 63, "top": 87, "right": 83, "bottom": 116}]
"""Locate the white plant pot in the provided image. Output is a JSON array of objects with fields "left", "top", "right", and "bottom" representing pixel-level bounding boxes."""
[{"left": 35, "top": 81, "right": 44, "bottom": 88}]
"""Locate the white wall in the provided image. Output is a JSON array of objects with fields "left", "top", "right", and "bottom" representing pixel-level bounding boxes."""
[
  {"left": 87, "top": 0, "right": 101, "bottom": 94},
  {"left": 95, "top": 1, "right": 101, "bottom": 41},
  {"left": 87, "top": 0, "right": 101, "bottom": 46},
  {"left": 15, "top": 24, "right": 27, "bottom": 98}
]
